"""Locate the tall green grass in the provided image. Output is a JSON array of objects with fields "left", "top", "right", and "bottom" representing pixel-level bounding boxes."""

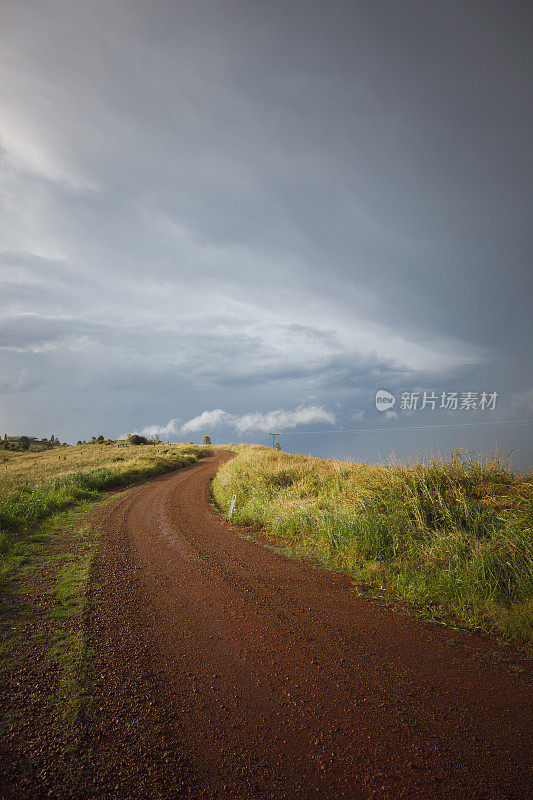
[{"left": 213, "top": 446, "right": 532, "bottom": 644}]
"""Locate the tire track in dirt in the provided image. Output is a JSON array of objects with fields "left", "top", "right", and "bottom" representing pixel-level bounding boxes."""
[{"left": 85, "top": 451, "right": 532, "bottom": 799}]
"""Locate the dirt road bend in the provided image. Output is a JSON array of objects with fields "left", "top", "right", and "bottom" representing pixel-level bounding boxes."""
[{"left": 86, "top": 451, "right": 532, "bottom": 799}]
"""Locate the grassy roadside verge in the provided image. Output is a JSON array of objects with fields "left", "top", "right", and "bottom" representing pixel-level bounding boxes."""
[
  {"left": 0, "top": 445, "right": 206, "bottom": 594},
  {"left": 213, "top": 446, "right": 533, "bottom": 646},
  {"left": 0, "top": 445, "right": 206, "bottom": 796},
  {"left": 0, "top": 502, "right": 113, "bottom": 796}
]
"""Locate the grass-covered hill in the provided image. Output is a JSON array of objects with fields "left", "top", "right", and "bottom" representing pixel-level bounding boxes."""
[
  {"left": 0, "top": 442, "right": 206, "bottom": 592},
  {"left": 213, "top": 446, "right": 532, "bottom": 645},
  {"left": 0, "top": 440, "right": 202, "bottom": 493}
]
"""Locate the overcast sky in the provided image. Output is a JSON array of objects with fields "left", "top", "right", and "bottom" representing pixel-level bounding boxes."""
[{"left": 1, "top": 0, "right": 532, "bottom": 464}]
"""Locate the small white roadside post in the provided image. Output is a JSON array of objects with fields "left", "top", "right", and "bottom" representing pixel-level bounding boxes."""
[{"left": 228, "top": 494, "right": 237, "bottom": 520}]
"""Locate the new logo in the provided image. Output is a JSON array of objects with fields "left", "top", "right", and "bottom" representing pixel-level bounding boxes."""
[{"left": 375, "top": 389, "right": 396, "bottom": 412}]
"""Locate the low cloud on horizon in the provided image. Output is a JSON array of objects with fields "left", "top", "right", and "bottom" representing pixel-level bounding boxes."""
[{"left": 135, "top": 405, "right": 336, "bottom": 440}]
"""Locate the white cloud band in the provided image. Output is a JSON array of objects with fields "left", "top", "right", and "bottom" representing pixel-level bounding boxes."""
[{"left": 137, "top": 405, "right": 336, "bottom": 439}]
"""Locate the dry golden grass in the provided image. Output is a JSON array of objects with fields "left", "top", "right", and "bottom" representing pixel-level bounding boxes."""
[{"left": 0, "top": 442, "right": 194, "bottom": 496}]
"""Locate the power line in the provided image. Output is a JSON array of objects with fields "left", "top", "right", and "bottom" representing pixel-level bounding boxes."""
[{"left": 263, "top": 419, "right": 533, "bottom": 436}]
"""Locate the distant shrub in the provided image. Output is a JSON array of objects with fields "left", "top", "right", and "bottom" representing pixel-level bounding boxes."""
[{"left": 127, "top": 434, "right": 148, "bottom": 445}]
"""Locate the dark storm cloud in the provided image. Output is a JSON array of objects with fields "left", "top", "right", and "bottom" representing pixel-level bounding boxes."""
[{"left": 0, "top": 0, "right": 531, "bottom": 459}]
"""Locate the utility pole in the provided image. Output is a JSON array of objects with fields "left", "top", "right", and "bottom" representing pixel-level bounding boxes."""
[{"left": 270, "top": 432, "right": 280, "bottom": 448}]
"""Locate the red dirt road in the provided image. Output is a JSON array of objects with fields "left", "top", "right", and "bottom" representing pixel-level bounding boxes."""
[{"left": 86, "top": 451, "right": 532, "bottom": 799}]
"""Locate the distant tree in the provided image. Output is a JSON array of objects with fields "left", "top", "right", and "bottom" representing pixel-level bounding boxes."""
[
  {"left": 188, "top": 441, "right": 194, "bottom": 445},
  {"left": 77, "top": 441, "right": 82, "bottom": 446},
  {"left": 128, "top": 434, "right": 148, "bottom": 445},
  {"left": 273, "top": 441, "right": 282, "bottom": 451},
  {"left": 19, "top": 436, "right": 30, "bottom": 451},
  {"left": 203, "top": 435, "right": 212, "bottom": 446},
  {"left": 97, "top": 435, "right": 105, "bottom": 443},
  {"left": 91, "top": 436, "right": 97, "bottom": 444}
]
